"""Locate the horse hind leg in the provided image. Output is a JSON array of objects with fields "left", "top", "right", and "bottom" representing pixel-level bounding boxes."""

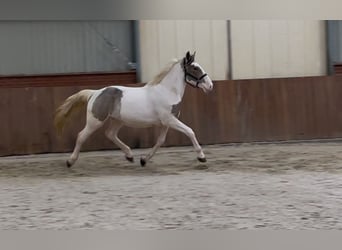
[
  {"left": 140, "top": 126, "right": 169, "bottom": 166},
  {"left": 105, "top": 119, "right": 134, "bottom": 162},
  {"left": 67, "top": 112, "right": 104, "bottom": 167}
]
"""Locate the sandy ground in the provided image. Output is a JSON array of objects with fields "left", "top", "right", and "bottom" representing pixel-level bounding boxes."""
[{"left": 1, "top": 141, "right": 342, "bottom": 229}]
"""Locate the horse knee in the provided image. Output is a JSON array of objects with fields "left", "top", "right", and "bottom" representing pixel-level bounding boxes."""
[
  {"left": 77, "top": 131, "right": 87, "bottom": 144},
  {"left": 186, "top": 128, "right": 195, "bottom": 139},
  {"left": 159, "top": 135, "right": 167, "bottom": 145},
  {"left": 105, "top": 125, "right": 119, "bottom": 140}
]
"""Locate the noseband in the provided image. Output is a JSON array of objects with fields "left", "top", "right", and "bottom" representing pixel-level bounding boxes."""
[{"left": 182, "top": 60, "right": 208, "bottom": 88}]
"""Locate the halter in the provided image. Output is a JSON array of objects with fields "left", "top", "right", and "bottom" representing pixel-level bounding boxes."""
[{"left": 182, "top": 59, "right": 208, "bottom": 88}]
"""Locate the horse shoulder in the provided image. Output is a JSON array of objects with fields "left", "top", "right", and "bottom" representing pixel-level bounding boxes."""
[{"left": 150, "top": 85, "right": 181, "bottom": 107}]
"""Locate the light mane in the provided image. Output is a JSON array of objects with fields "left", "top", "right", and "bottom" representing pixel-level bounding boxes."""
[{"left": 146, "top": 59, "right": 180, "bottom": 86}]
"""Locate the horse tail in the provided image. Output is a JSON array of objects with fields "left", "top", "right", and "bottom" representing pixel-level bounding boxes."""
[{"left": 54, "top": 89, "right": 95, "bottom": 136}]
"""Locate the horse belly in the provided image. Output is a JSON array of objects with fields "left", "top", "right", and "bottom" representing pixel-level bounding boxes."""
[{"left": 118, "top": 93, "right": 160, "bottom": 128}]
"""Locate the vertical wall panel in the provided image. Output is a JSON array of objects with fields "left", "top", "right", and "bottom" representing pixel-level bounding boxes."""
[
  {"left": 175, "top": 21, "right": 195, "bottom": 59},
  {"left": 303, "top": 21, "right": 327, "bottom": 76},
  {"left": 139, "top": 20, "right": 160, "bottom": 82},
  {"left": 288, "top": 21, "right": 305, "bottom": 76},
  {"left": 254, "top": 21, "right": 272, "bottom": 78},
  {"left": 211, "top": 21, "right": 229, "bottom": 80},
  {"left": 193, "top": 21, "right": 214, "bottom": 78},
  {"left": 270, "top": 21, "right": 289, "bottom": 77},
  {"left": 230, "top": 21, "right": 255, "bottom": 79},
  {"left": 231, "top": 20, "right": 326, "bottom": 79},
  {"left": 139, "top": 20, "right": 229, "bottom": 83},
  {"left": 158, "top": 21, "right": 177, "bottom": 67}
]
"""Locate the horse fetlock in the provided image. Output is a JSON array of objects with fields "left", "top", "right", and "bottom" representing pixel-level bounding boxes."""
[
  {"left": 140, "top": 157, "right": 147, "bottom": 167},
  {"left": 67, "top": 154, "right": 78, "bottom": 167},
  {"left": 66, "top": 159, "right": 74, "bottom": 168},
  {"left": 196, "top": 148, "right": 204, "bottom": 155},
  {"left": 125, "top": 156, "right": 134, "bottom": 162}
]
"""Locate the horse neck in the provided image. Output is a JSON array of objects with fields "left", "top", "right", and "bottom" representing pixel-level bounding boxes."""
[{"left": 157, "top": 62, "right": 186, "bottom": 98}]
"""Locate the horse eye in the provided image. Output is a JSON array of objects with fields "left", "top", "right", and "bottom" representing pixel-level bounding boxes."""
[{"left": 194, "top": 66, "right": 199, "bottom": 71}]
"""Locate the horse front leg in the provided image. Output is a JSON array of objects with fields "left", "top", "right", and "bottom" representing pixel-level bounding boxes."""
[
  {"left": 140, "top": 126, "right": 169, "bottom": 166},
  {"left": 165, "top": 116, "right": 206, "bottom": 162}
]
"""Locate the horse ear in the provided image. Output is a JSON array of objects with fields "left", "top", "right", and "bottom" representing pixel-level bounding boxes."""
[
  {"left": 185, "top": 51, "right": 191, "bottom": 63},
  {"left": 190, "top": 51, "right": 196, "bottom": 63}
]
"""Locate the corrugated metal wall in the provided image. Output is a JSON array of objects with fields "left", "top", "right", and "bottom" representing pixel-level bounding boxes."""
[
  {"left": 230, "top": 20, "right": 327, "bottom": 79},
  {"left": 0, "top": 20, "right": 328, "bottom": 80},
  {"left": 0, "top": 21, "right": 134, "bottom": 75},
  {"left": 138, "top": 20, "right": 229, "bottom": 82},
  {"left": 138, "top": 20, "right": 327, "bottom": 82}
]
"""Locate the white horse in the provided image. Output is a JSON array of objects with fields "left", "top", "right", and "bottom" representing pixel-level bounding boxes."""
[{"left": 54, "top": 51, "right": 213, "bottom": 167}]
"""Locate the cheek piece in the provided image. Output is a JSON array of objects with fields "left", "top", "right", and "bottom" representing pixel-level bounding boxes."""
[{"left": 182, "top": 59, "right": 208, "bottom": 88}]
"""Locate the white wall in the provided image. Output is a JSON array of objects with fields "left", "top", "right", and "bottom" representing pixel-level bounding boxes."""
[
  {"left": 138, "top": 20, "right": 229, "bottom": 82},
  {"left": 230, "top": 20, "right": 327, "bottom": 79}
]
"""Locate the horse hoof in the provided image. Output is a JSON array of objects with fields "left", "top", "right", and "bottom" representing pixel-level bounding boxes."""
[
  {"left": 197, "top": 157, "right": 207, "bottom": 163},
  {"left": 126, "top": 156, "right": 134, "bottom": 163},
  {"left": 66, "top": 160, "right": 72, "bottom": 168},
  {"left": 140, "top": 158, "right": 146, "bottom": 167}
]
